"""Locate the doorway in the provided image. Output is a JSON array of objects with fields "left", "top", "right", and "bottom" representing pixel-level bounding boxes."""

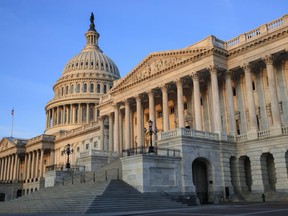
[{"left": 192, "top": 158, "right": 211, "bottom": 204}]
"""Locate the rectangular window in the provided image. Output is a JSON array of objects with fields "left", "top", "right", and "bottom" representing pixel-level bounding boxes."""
[
  {"left": 86, "top": 144, "right": 89, "bottom": 150},
  {"left": 170, "top": 107, "right": 175, "bottom": 114},
  {"left": 184, "top": 103, "right": 188, "bottom": 110},
  {"left": 157, "top": 111, "right": 163, "bottom": 118},
  {"left": 94, "top": 141, "right": 98, "bottom": 148}
]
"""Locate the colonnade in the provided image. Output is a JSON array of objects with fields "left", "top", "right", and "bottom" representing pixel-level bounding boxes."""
[
  {"left": 46, "top": 103, "right": 98, "bottom": 128},
  {"left": 0, "top": 154, "right": 20, "bottom": 182},
  {"left": 100, "top": 55, "right": 283, "bottom": 152}
]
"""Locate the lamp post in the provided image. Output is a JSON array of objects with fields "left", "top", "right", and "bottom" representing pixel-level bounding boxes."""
[
  {"left": 62, "top": 144, "right": 74, "bottom": 169},
  {"left": 144, "top": 120, "right": 158, "bottom": 153}
]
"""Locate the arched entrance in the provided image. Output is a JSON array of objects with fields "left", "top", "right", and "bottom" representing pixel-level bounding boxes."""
[
  {"left": 16, "top": 189, "right": 22, "bottom": 198},
  {"left": 238, "top": 156, "right": 252, "bottom": 192},
  {"left": 0, "top": 193, "right": 5, "bottom": 202},
  {"left": 192, "top": 158, "right": 212, "bottom": 204},
  {"left": 261, "top": 153, "right": 276, "bottom": 191}
]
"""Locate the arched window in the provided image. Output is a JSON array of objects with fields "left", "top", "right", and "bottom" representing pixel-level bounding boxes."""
[
  {"left": 71, "top": 84, "right": 74, "bottom": 94},
  {"left": 97, "top": 84, "right": 101, "bottom": 93},
  {"left": 103, "top": 85, "right": 107, "bottom": 94},
  {"left": 61, "top": 87, "right": 64, "bottom": 96},
  {"left": 109, "top": 83, "right": 113, "bottom": 89},
  {"left": 66, "top": 86, "right": 68, "bottom": 95},
  {"left": 76, "top": 84, "right": 80, "bottom": 93},
  {"left": 90, "top": 83, "right": 94, "bottom": 93},
  {"left": 83, "top": 83, "right": 87, "bottom": 93}
]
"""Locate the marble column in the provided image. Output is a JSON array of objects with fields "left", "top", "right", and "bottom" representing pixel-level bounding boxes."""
[
  {"left": 125, "top": 100, "right": 131, "bottom": 150},
  {"left": 35, "top": 150, "right": 39, "bottom": 179},
  {"left": 52, "top": 108, "right": 55, "bottom": 126},
  {"left": 56, "top": 106, "right": 60, "bottom": 125},
  {"left": 23, "top": 154, "right": 27, "bottom": 180},
  {"left": 176, "top": 79, "right": 185, "bottom": 128},
  {"left": 31, "top": 151, "right": 35, "bottom": 179},
  {"left": 8, "top": 155, "right": 13, "bottom": 181},
  {"left": 78, "top": 103, "right": 81, "bottom": 123},
  {"left": 109, "top": 113, "right": 114, "bottom": 151},
  {"left": 86, "top": 104, "right": 89, "bottom": 123},
  {"left": 119, "top": 110, "right": 123, "bottom": 154},
  {"left": 3, "top": 157, "right": 7, "bottom": 181},
  {"left": 27, "top": 152, "right": 31, "bottom": 180},
  {"left": 50, "top": 149, "right": 55, "bottom": 166},
  {"left": 242, "top": 63, "right": 258, "bottom": 137},
  {"left": 250, "top": 154, "right": 265, "bottom": 192},
  {"left": 225, "top": 71, "right": 237, "bottom": 135},
  {"left": 0, "top": 158, "right": 3, "bottom": 180},
  {"left": 7, "top": 155, "right": 11, "bottom": 181},
  {"left": 94, "top": 105, "right": 98, "bottom": 122},
  {"left": 13, "top": 154, "right": 18, "bottom": 181},
  {"left": 263, "top": 55, "right": 282, "bottom": 131},
  {"left": 136, "top": 95, "right": 143, "bottom": 148},
  {"left": 192, "top": 73, "right": 203, "bottom": 131},
  {"left": 39, "top": 149, "right": 44, "bottom": 178},
  {"left": 208, "top": 65, "right": 222, "bottom": 133},
  {"left": 148, "top": 89, "right": 156, "bottom": 145},
  {"left": 161, "top": 85, "right": 170, "bottom": 131},
  {"left": 99, "top": 117, "right": 104, "bottom": 151},
  {"left": 114, "top": 104, "right": 119, "bottom": 153}
]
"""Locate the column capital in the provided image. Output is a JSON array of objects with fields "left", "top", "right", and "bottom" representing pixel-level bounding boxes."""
[
  {"left": 262, "top": 54, "right": 275, "bottom": 65},
  {"left": 123, "top": 98, "right": 131, "bottom": 106},
  {"left": 175, "top": 78, "right": 183, "bottom": 87},
  {"left": 207, "top": 65, "right": 220, "bottom": 76},
  {"left": 146, "top": 89, "right": 154, "bottom": 96},
  {"left": 241, "top": 62, "right": 253, "bottom": 73},
  {"left": 224, "top": 70, "right": 233, "bottom": 80},
  {"left": 160, "top": 84, "right": 168, "bottom": 91},
  {"left": 191, "top": 72, "right": 201, "bottom": 81}
]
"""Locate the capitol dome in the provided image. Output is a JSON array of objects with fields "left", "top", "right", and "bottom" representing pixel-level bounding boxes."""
[{"left": 45, "top": 13, "right": 120, "bottom": 135}]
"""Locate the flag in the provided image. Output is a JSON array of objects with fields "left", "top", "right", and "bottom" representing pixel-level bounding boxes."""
[{"left": 11, "top": 108, "right": 14, "bottom": 116}]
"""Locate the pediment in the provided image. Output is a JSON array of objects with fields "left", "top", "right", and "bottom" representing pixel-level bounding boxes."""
[
  {"left": 0, "top": 138, "right": 16, "bottom": 151},
  {"left": 111, "top": 47, "right": 208, "bottom": 93}
]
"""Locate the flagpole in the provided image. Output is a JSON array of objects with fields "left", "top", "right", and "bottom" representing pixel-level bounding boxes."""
[{"left": 11, "top": 108, "right": 14, "bottom": 137}]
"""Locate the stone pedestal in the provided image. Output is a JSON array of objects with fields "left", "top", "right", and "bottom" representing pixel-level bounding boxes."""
[{"left": 121, "top": 154, "right": 182, "bottom": 193}]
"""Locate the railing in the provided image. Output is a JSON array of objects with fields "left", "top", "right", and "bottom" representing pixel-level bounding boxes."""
[
  {"left": 282, "top": 126, "right": 288, "bottom": 134},
  {"left": 236, "top": 134, "right": 247, "bottom": 142},
  {"left": 257, "top": 129, "right": 270, "bottom": 138},
  {"left": 122, "top": 146, "right": 181, "bottom": 157},
  {"left": 53, "top": 168, "right": 121, "bottom": 186},
  {"left": 55, "top": 122, "right": 99, "bottom": 139},
  {"left": 26, "top": 134, "right": 55, "bottom": 145},
  {"left": 80, "top": 149, "right": 119, "bottom": 158},
  {"left": 224, "top": 14, "right": 288, "bottom": 49},
  {"left": 46, "top": 164, "right": 85, "bottom": 172},
  {"left": 158, "top": 128, "right": 219, "bottom": 141}
]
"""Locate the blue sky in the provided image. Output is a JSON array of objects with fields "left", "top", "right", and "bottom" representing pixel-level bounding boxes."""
[{"left": 0, "top": 0, "right": 287, "bottom": 139}]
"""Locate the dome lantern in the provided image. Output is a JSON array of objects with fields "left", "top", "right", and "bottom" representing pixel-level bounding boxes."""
[{"left": 85, "top": 12, "right": 100, "bottom": 51}]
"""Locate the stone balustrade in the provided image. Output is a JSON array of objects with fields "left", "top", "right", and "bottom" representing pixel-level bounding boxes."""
[
  {"left": 158, "top": 128, "right": 219, "bottom": 141},
  {"left": 225, "top": 14, "right": 288, "bottom": 49},
  {"left": 257, "top": 129, "right": 271, "bottom": 138}
]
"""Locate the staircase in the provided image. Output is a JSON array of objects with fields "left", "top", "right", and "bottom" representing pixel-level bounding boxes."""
[
  {"left": 0, "top": 179, "right": 188, "bottom": 214},
  {"left": 0, "top": 181, "right": 109, "bottom": 214},
  {"left": 86, "top": 180, "right": 188, "bottom": 214}
]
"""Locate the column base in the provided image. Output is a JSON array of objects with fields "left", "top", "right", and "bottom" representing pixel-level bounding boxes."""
[{"left": 270, "top": 124, "right": 282, "bottom": 136}]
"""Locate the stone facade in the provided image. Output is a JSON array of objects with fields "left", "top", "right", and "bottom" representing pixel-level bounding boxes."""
[{"left": 1, "top": 14, "right": 288, "bottom": 203}]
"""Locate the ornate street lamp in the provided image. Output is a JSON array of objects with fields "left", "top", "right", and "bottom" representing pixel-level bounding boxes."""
[
  {"left": 62, "top": 144, "right": 74, "bottom": 169},
  {"left": 144, "top": 120, "right": 158, "bottom": 153}
]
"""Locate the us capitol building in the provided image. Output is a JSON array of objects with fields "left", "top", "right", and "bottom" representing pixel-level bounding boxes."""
[{"left": 1, "top": 13, "right": 288, "bottom": 203}]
